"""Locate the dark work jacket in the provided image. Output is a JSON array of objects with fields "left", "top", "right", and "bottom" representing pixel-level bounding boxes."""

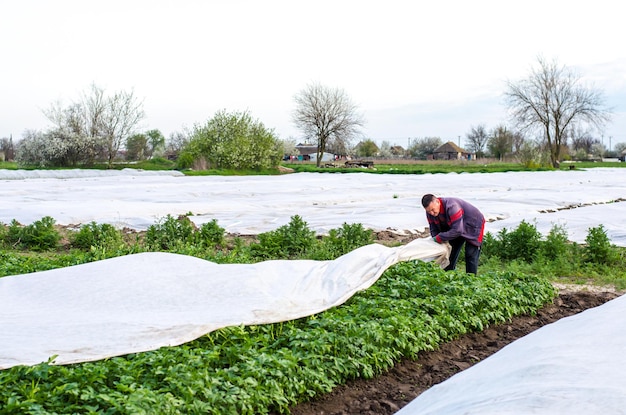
[{"left": 427, "top": 197, "right": 485, "bottom": 246}]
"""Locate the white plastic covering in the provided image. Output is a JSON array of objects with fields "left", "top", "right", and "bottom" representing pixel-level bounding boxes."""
[
  {"left": 397, "top": 293, "right": 626, "bottom": 415},
  {"left": 1, "top": 168, "right": 625, "bottom": 246},
  {"left": 0, "top": 239, "right": 448, "bottom": 369}
]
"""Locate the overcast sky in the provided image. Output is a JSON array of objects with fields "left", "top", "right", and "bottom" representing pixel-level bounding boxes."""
[{"left": 2, "top": 0, "right": 625, "bottom": 149}]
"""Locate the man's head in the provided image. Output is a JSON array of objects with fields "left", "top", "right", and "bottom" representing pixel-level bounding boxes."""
[{"left": 421, "top": 194, "right": 440, "bottom": 216}]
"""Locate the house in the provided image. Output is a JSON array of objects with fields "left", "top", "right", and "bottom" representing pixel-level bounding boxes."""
[
  {"left": 290, "top": 142, "right": 335, "bottom": 162},
  {"left": 433, "top": 141, "right": 473, "bottom": 160}
]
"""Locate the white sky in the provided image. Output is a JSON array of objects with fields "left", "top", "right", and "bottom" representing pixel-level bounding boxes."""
[{"left": 2, "top": 0, "right": 626, "bottom": 148}]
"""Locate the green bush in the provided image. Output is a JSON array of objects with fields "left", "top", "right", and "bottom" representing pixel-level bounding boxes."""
[
  {"left": 5, "top": 216, "right": 61, "bottom": 251},
  {"left": 71, "top": 222, "right": 122, "bottom": 250},
  {"left": 249, "top": 215, "right": 316, "bottom": 260},
  {"left": 540, "top": 224, "right": 570, "bottom": 260},
  {"left": 584, "top": 224, "right": 618, "bottom": 264},
  {"left": 197, "top": 219, "right": 225, "bottom": 247},
  {"left": 483, "top": 220, "right": 542, "bottom": 263},
  {"left": 505, "top": 220, "right": 542, "bottom": 262},
  {"left": 145, "top": 214, "right": 197, "bottom": 251},
  {"left": 310, "top": 223, "right": 374, "bottom": 260}
]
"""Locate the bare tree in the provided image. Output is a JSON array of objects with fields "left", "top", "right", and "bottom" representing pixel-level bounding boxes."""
[
  {"left": 165, "top": 131, "right": 190, "bottom": 160},
  {"left": 292, "top": 83, "right": 364, "bottom": 167},
  {"left": 569, "top": 127, "right": 598, "bottom": 155},
  {"left": 505, "top": 57, "right": 611, "bottom": 168},
  {"left": 465, "top": 124, "right": 489, "bottom": 158},
  {"left": 97, "top": 88, "right": 145, "bottom": 167}
]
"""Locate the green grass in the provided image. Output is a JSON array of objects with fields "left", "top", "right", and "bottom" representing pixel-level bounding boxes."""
[
  {"left": 0, "top": 161, "right": 18, "bottom": 169},
  {"left": 283, "top": 161, "right": 546, "bottom": 174},
  {"left": 283, "top": 160, "right": 626, "bottom": 175},
  {"left": 182, "top": 167, "right": 285, "bottom": 176},
  {"left": 4, "top": 158, "right": 624, "bottom": 176}
]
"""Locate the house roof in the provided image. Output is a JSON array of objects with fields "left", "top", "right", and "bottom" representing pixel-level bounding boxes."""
[
  {"left": 295, "top": 144, "right": 318, "bottom": 156},
  {"left": 434, "top": 141, "right": 467, "bottom": 153}
]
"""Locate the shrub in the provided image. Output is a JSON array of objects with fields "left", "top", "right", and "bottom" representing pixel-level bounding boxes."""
[
  {"left": 5, "top": 216, "right": 61, "bottom": 251},
  {"left": 505, "top": 220, "right": 542, "bottom": 262},
  {"left": 482, "top": 221, "right": 542, "bottom": 263},
  {"left": 71, "top": 222, "right": 122, "bottom": 250},
  {"left": 310, "top": 223, "right": 374, "bottom": 260},
  {"left": 584, "top": 224, "right": 617, "bottom": 264},
  {"left": 197, "top": 219, "right": 225, "bottom": 247},
  {"left": 249, "top": 215, "right": 316, "bottom": 259},
  {"left": 145, "top": 214, "right": 197, "bottom": 251},
  {"left": 539, "top": 224, "right": 570, "bottom": 260}
]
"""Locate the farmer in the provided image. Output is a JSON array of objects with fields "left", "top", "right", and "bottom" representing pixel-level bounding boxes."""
[{"left": 421, "top": 194, "right": 485, "bottom": 274}]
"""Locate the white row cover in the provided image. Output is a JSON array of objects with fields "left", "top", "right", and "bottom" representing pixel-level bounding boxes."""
[
  {"left": 0, "top": 239, "right": 449, "bottom": 369},
  {"left": 1, "top": 167, "right": 625, "bottom": 246}
]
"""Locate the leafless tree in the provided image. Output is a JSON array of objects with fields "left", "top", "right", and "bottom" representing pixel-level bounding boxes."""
[
  {"left": 166, "top": 131, "right": 190, "bottom": 157},
  {"left": 569, "top": 127, "right": 598, "bottom": 154},
  {"left": 505, "top": 57, "right": 611, "bottom": 168},
  {"left": 292, "top": 83, "right": 364, "bottom": 167},
  {"left": 96, "top": 87, "right": 145, "bottom": 167},
  {"left": 465, "top": 124, "right": 489, "bottom": 158}
]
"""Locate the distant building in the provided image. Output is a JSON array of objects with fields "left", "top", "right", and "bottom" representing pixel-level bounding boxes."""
[
  {"left": 290, "top": 142, "right": 335, "bottom": 162},
  {"left": 433, "top": 141, "right": 473, "bottom": 160}
]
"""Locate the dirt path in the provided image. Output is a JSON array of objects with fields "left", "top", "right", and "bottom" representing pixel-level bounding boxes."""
[{"left": 284, "top": 289, "right": 620, "bottom": 415}]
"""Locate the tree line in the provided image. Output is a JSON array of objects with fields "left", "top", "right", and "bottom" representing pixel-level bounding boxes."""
[{"left": 1, "top": 57, "right": 619, "bottom": 170}]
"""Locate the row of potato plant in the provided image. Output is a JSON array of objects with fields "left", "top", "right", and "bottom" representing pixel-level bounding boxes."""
[{"left": 0, "top": 261, "right": 555, "bottom": 414}]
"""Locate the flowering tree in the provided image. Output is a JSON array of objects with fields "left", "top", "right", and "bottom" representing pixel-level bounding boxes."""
[
  {"left": 18, "top": 83, "right": 145, "bottom": 168},
  {"left": 184, "top": 110, "right": 282, "bottom": 170}
]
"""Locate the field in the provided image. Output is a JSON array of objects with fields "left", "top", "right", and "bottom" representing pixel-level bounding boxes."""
[{"left": 1, "top": 164, "right": 625, "bottom": 414}]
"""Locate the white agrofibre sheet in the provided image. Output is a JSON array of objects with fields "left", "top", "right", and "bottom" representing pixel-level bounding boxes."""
[
  {"left": 396, "top": 293, "right": 626, "bottom": 415},
  {"left": 0, "top": 238, "right": 449, "bottom": 369},
  {"left": 1, "top": 167, "right": 625, "bottom": 245}
]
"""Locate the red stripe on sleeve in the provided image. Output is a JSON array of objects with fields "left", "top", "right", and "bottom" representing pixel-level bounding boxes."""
[{"left": 449, "top": 208, "right": 463, "bottom": 224}]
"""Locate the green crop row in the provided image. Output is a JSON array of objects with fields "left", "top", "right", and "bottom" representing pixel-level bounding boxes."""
[{"left": 0, "top": 262, "right": 556, "bottom": 415}]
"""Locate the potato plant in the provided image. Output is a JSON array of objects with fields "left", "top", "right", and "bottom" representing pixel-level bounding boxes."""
[{"left": 0, "top": 262, "right": 555, "bottom": 414}]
